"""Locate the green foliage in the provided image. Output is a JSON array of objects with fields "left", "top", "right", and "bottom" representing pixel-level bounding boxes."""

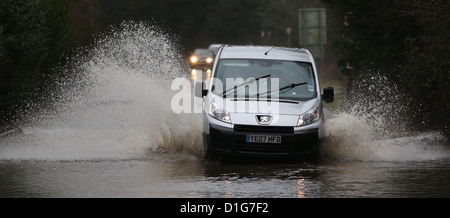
[
  {"left": 1, "top": 0, "right": 320, "bottom": 124},
  {"left": 204, "top": 0, "right": 262, "bottom": 45},
  {"left": 0, "top": 25, "right": 4, "bottom": 63},
  {"left": 93, "top": 0, "right": 310, "bottom": 51},
  {"left": 0, "top": 0, "right": 73, "bottom": 122},
  {"left": 323, "top": 0, "right": 450, "bottom": 137},
  {"left": 398, "top": 0, "right": 450, "bottom": 136},
  {"left": 4, "top": 0, "right": 446, "bottom": 137},
  {"left": 258, "top": 0, "right": 320, "bottom": 46},
  {"left": 323, "top": 0, "right": 419, "bottom": 77}
]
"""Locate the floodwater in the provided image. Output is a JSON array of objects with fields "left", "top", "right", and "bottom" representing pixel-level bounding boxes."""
[
  {"left": 1, "top": 22, "right": 449, "bottom": 198},
  {"left": 1, "top": 155, "right": 450, "bottom": 198},
  {"left": 1, "top": 118, "right": 449, "bottom": 198}
]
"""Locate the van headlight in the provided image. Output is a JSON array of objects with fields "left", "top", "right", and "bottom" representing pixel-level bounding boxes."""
[
  {"left": 297, "top": 107, "right": 320, "bottom": 126},
  {"left": 209, "top": 102, "right": 231, "bottom": 123}
]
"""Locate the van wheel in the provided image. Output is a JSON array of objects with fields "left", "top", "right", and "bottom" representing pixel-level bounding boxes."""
[
  {"left": 311, "top": 138, "right": 322, "bottom": 160},
  {"left": 203, "top": 134, "right": 218, "bottom": 161}
]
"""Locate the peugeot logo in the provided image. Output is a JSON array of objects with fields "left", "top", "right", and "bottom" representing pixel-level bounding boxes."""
[{"left": 256, "top": 115, "right": 273, "bottom": 125}]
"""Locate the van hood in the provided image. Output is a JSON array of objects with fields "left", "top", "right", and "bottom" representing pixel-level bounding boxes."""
[{"left": 210, "top": 95, "right": 319, "bottom": 126}]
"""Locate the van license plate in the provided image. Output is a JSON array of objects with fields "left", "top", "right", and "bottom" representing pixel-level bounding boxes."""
[{"left": 246, "top": 135, "right": 282, "bottom": 144}]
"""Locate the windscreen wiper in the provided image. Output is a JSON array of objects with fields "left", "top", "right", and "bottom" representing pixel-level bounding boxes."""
[
  {"left": 222, "top": 74, "right": 271, "bottom": 97},
  {"left": 251, "top": 82, "right": 307, "bottom": 98}
]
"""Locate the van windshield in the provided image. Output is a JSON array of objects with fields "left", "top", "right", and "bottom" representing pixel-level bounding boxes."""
[{"left": 212, "top": 59, "right": 317, "bottom": 101}]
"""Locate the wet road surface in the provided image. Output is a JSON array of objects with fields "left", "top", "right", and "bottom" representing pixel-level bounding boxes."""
[{"left": 1, "top": 152, "right": 450, "bottom": 198}]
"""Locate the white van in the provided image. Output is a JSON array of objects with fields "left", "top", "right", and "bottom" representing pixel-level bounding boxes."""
[{"left": 195, "top": 45, "right": 334, "bottom": 160}]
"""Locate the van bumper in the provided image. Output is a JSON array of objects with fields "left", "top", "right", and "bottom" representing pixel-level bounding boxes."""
[{"left": 206, "top": 123, "right": 320, "bottom": 158}]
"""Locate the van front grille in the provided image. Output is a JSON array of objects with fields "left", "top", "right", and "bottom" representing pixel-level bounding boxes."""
[{"left": 234, "top": 125, "right": 294, "bottom": 134}]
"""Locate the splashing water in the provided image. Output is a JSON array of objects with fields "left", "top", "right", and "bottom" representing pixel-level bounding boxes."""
[
  {"left": 0, "top": 21, "right": 203, "bottom": 161},
  {"left": 322, "top": 72, "right": 449, "bottom": 161},
  {"left": 1, "top": 23, "right": 448, "bottom": 162}
]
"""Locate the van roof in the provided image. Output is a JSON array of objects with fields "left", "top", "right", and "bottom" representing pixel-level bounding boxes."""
[{"left": 219, "top": 45, "right": 313, "bottom": 62}]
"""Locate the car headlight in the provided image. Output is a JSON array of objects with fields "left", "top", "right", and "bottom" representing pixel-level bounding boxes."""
[
  {"left": 190, "top": 56, "right": 198, "bottom": 63},
  {"left": 209, "top": 102, "right": 231, "bottom": 123},
  {"left": 297, "top": 107, "right": 320, "bottom": 126},
  {"left": 206, "top": 57, "right": 213, "bottom": 63}
]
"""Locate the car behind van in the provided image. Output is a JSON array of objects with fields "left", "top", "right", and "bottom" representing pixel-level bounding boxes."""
[
  {"left": 189, "top": 48, "right": 214, "bottom": 70},
  {"left": 195, "top": 45, "right": 334, "bottom": 160}
]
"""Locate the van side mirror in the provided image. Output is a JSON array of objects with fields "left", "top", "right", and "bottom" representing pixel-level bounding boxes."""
[
  {"left": 322, "top": 87, "right": 334, "bottom": 103},
  {"left": 195, "top": 81, "right": 208, "bottom": 98}
]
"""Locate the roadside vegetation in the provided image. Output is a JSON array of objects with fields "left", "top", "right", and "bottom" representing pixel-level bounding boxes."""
[
  {"left": 1, "top": 0, "right": 448, "bottom": 138},
  {"left": 323, "top": 0, "right": 450, "bottom": 137}
]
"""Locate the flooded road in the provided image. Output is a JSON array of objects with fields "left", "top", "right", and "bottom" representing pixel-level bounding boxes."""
[
  {"left": 1, "top": 22, "right": 449, "bottom": 198},
  {"left": 1, "top": 154, "right": 450, "bottom": 198}
]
